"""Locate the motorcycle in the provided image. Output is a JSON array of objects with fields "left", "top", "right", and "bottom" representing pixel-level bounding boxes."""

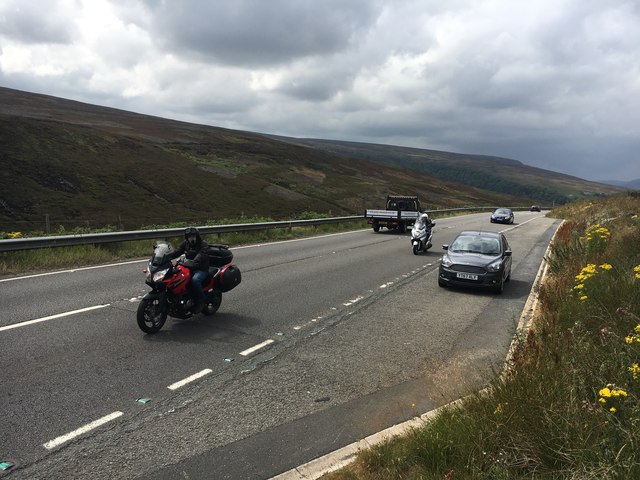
[
  {"left": 137, "top": 241, "right": 241, "bottom": 334},
  {"left": 410, "top": 215, "right": 435, "bottom": 255}
]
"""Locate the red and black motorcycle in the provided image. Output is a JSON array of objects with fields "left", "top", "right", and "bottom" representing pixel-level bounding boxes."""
[{"left": 137, "top": 241, "right": 241, "bottom": 334}]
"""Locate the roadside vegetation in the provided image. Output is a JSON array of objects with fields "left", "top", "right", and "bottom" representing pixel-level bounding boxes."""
[
  {"left": 0, "top": 213, "right": 367, "bottom": 277},
  {"left": 322, "top": 193, "right": 640, "bottom": 479}
]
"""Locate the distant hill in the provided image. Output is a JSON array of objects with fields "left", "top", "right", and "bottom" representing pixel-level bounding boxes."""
[
  {"left": 600, "top": 179, "right": 640, "bottom": 189},
  {"left": 0, "top": 87, "right": 625, "bottom": 232},
  {"left": 267, "top": 137, "right": 626, "bottom": 206}
]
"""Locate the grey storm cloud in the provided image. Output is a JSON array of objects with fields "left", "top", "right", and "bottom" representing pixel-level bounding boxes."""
[
  {"left": 0, "top": 0, "right": 76, "bottom": 44},
  {"left": 139, "top": 0, "right": 383, "bottom": 67},
  {"left": 0, "top": 0, "right": 639, "bottom": 182}
]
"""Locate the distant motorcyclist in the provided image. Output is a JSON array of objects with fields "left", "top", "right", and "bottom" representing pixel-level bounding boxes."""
[
  {"left": 170, "top": 227, "right": 209, "bottom": 313},
  {"left": 417, "top": 212, "right": 433, "bottom": 229}
]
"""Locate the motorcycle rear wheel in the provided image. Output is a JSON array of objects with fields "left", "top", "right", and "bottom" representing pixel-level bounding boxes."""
[
  {"left": 137, "top": 298, "right": 168, "bottom": 333},
  {"left": 202, "top": 290, "right": 222, "bottom": 316}
]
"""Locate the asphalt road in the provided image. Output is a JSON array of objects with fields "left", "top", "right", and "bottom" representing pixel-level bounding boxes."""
[{"left": 0, "top": 211, "right": 560, "bottom": 479}]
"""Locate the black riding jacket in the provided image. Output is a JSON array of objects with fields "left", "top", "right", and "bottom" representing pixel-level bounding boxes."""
[{"left": 171, "top": 233, "right": 209, "bottom": 271}]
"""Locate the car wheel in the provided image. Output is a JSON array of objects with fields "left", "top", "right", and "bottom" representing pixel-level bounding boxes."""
[
  {"left": 438, "top": 278, "right": 447, "bottom": 288},
  {"left": 495, "top": 277, "right": 504, "bottom": 294}
]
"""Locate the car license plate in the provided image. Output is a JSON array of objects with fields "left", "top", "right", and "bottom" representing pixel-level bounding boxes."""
[{"left": 456, "top": 272, "right": 478, "bottom": 280}]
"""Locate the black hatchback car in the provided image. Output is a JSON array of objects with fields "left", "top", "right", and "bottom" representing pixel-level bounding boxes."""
[
  {"left": 490, "top": 208, "right": 514, "bottom": 224},
  {"left": 438, "top": 231, "right": 512, "bottom": 293}
]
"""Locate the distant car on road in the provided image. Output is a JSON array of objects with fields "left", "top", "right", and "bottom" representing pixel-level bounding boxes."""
[
  {"left": 490, "top": 208, "right": 514, "bottom": 224},
  {"left": 438, "top": 230, "right": 512, "bottom": 293},
  {"left": 530, "top": 205, "right": 541, "bottom": 212}
]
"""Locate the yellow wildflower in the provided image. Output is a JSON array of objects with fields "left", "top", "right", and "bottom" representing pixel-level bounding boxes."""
[
  {"left": 626, "top": 325, "right": 640, "bottom": 344},
  {"left": 599, "top": 386, "right": 627, "bottom": 398},
  {"left": 599, "top": 263, "right": 612, "bottom": 270}
]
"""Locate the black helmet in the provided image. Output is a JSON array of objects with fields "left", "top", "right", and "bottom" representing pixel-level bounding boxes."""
[{"left": 184, "top": 227, "right": 199, "bottom": 238}]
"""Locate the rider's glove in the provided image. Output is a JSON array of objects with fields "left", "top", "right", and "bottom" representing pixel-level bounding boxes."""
[{"left": 181, "top": 259, "right": 195, "bottom": 268}]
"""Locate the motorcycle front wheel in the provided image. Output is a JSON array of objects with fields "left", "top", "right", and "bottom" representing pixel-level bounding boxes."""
[
  {"left": 202, "top": 290, "right": 222, "bottom": 316},
  {"left": 412, "top": 243, "right": 420, "bottom": 255},
  {"left": 137, "top": 297, "right": 168, "bottom": 334}
]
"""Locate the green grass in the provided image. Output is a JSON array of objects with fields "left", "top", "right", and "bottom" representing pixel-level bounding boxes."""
[{"left": 323, "top": 193, "right": 640, "bottom": 479}]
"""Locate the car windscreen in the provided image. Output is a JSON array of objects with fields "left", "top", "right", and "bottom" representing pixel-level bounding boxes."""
[
  {"left": 494, "top": 209, "right": 510, "bottom": 214},
  {"left": 450, "top": 236, "right": 501, "bottom": 255}
]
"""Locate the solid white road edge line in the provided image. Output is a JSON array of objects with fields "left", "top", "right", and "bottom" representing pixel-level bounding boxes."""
[
  {"left": 43, "top": 411, "right": 124, "bottom": 450},
  {"left": 167, "top": 369, "right": 213, "bottom": 391},
  {"left": 235, "top": 228, "right": 369, "bottom": 250},
  {"left": 0, "top": 259, "right": 147, "bottom": 282},
  {"left": 0, "top": 304, "right": 110, "bottom": 333},
  {"left": 240, "top": 339, "right": 275, "bottom": 356}
]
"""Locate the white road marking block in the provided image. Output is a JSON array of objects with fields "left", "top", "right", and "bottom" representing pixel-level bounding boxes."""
[
  {"left": 43, "top": 411, "right": 123, "bottom": 450},
  {"left": 240, "top": 339, "right": 275, "bottom": 356},
  {"left": 167, "top": 369, "right": 213, "bottom": 391}
]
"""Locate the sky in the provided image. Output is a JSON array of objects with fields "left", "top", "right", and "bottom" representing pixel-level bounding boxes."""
[{"left": 1, "top": 0, "right": 639, "bottom": 183}]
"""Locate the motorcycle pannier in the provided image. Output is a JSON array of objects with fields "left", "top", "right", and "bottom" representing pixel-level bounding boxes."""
[
  {"left": 218, "top": 264, "right": 241, "bottom": 292},
  {"left": 207, "top": 244, "right": 233, "bottom": 267}
]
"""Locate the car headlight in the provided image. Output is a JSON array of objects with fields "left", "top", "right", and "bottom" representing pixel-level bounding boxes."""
[
  {"left": 486, "top": 259, "right": 502, "bottom": 272},
  {"left": 152, "top": 268, "right": 170, "bottom": 282},
  {"left": 441, "top": 255, "right": 454, "bottom": 267}
]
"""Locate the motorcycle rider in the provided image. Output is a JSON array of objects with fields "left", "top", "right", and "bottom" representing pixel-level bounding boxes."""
[
  {"left": 418, "top": 212, "right": 433, "bottom": 230},
  {"left": 170, "top": 227, "right": 210, "bottom": 313}
]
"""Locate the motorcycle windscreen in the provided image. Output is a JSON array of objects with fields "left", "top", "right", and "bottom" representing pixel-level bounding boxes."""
[
  {"left": 151, "top": 241, "right": 174, "bottom": 266},
  {"left": 414, "top": 216, "right": 429, "bottom": 228}
]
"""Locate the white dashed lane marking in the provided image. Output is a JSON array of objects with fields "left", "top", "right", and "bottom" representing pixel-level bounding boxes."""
[{"left": 43, "top": 411, "right": 124, "bottom": 450}]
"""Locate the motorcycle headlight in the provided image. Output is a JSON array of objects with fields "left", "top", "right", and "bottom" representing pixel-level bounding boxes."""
[
  {"left": 486, "top": 259, "right": 502, "bottom": 272},
  {"left": 152, "top": 268, "right": 170, "bottom": 282},
  {"left": 441, "top": 255, "right": 454, "bottom": 267}
]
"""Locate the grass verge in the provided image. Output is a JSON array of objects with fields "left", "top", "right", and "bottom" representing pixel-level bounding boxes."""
[
  {"left": 0, "top": 216, "right": 368, "bottom": 277},
  {"left": 322, "top": 193, "right": 640, "bottom": 479}
]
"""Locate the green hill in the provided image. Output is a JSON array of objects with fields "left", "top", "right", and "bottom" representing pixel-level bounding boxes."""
[
  {"left": 266, "top": 137, "right": 625, "bottom": 206},
  {"left": 0, "top": 87, "right": 624, "bottom": 232}
]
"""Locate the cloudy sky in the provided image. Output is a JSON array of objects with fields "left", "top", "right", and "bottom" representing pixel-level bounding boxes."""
[{"left": 1, "top": 0, "right": 639, "bottom": 182}]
